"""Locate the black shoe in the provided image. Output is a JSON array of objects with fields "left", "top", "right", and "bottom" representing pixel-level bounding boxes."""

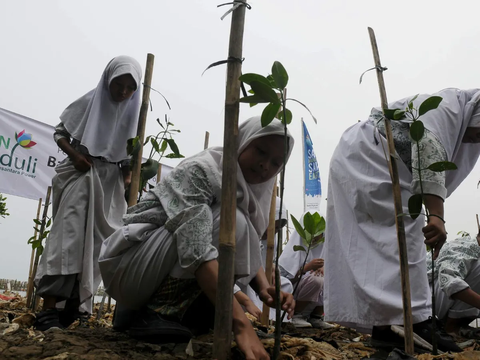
[
  {"left": 128, "top": 307, "right": 193, "bottom": 344},
  {"left": 112, "top": 305, "right": 138, "bottom": 332},
  {"left": 34, "top": 309, "right": 64, "bottom": 331},
  {"left": 413, "top": 318, "right": 462, "bottom": 353}
]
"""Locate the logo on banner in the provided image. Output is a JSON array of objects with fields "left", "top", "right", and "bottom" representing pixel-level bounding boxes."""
[{"left": 0, "top": 129, "right": 38, "bottom": 178}]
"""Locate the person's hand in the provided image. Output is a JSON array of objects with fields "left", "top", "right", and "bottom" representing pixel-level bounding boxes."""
[
  {"left": 244, "top": 299, "right": 262, "bottom": 321},
  {"left": 304, "top": 258, "right": 324, "bottom": 272},
  {"left": 122, "top": 170, "right": 132, "bottom": 188},
  {"left": 234, "top": 322, "right": 270, "bottom": 360},
  {"left": 423, "top": 216, "right": 447, "bottom": 259},
  {"left": 258, "top": 286, "right": 295, "bottom": 320},
  {"left": 72, "top": 152, "right": 92, "bottom": 172},
  {"left": 312, "top": 267, "right": 324, "bottom": 277}
]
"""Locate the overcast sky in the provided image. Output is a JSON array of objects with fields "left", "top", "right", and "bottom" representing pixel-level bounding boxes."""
[{"left": 2, "top": 0, "right": 480, "bottom": 281}]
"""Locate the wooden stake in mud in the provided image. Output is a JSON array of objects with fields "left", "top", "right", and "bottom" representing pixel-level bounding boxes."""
[
  {"left": 30, "top": 186, "right": 53, "bottom": 310},
  {"left": 128, "top": 53, "right": 155, "bottom": 207},
  {"left": 213, "top": 2, "right": 247, "bottom": 359},
  {"left": 368, "top": 27, "right": 414, "bottom": 355},
  {"left": 261, "top": 181, "right": 277, "bottom": 326},
  {"left": 26, "top": 198, "right": 43, "bottom": 308}
]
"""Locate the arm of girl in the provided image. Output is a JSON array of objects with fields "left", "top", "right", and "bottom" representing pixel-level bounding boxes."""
[
  {"left": 250, "top": 267, "right": 295, "bottom": 319},
  {"left": 195, "top": 260, "right": 270, "bottom": 360}
]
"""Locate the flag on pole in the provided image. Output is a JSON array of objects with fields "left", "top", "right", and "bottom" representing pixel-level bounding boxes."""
[{"left": 302, "top": 120, "right": 321, "bottom": 211}]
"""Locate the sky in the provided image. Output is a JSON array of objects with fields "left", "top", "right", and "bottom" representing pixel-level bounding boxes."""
[{"left": 1, "top": 0, "right": 480, "bottom": 281}]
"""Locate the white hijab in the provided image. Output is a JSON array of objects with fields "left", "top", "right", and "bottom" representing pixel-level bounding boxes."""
[
  {"left": 181, "top": 116, "right": 294, "bottom": 237},
  {"left": 385, "top": 88, "right": 480, "bottom": 196},
  {"left": 279, "top": 212, "right": 324, "bottom": 278},
  {"left": 60, "top": 55, "right": 142, "bottom": 162}
]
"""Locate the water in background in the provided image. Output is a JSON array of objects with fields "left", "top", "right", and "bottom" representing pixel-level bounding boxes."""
[{"left": 1, "top": 290, "right": 115, "bottom": 304}]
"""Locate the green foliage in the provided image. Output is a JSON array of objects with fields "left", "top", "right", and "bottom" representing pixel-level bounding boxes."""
[
  {"left": 418, "top": 96, "right": 442, "bottom": 117},
  {"left": 457, "top": 230, "right": 470, "bottom": 238},
  {"left": 127, "top": 115, "right": 184, "bottom": 195},
  {"left": 27, "top": 211, "right": 52, "bottom": 256},
  {"left": 291, "top": 212, "right": 326, "bottom": 249},
  {"left": 239, "top": 61, "right": 316, "bottom": 126},
  {"left": 0, "top": 194, "right": 9, "bottom": 219},
  {"left": 410, "top": 120, "right": 425, "bottom": 142},
  {"left": 427, "top": 161, "right": 458, "bottom": 172}
]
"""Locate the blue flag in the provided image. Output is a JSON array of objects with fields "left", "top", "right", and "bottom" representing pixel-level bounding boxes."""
[{"left": 303, "top": 120, "right": 321, "bottom": 211}]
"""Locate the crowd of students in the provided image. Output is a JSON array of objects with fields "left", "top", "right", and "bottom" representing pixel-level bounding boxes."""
[{"left": 32, "top": 55, "right": 480, "bottom": 359}]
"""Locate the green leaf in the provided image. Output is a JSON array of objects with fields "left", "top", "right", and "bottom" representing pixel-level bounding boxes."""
[
  {"left": 37, "top": 246, "right": 44, "bottom": 256},
  {"left": 277, "top": 108, "right": 293, "bottom": 124},
  {"left": 239, "top": 95, "right": 271, "bottom": 104},
  {"left": 127, "top": 137, "right": 141, "bottom": 157},
  {"left": 239, "top": 73, "right": 272, "bottom": 87},
  {"left": 261, "top": 103, "right": 281, "bottom": 127},
  {"left": 393, "top": 110, "right": 405, "bottom": 120},
  {"left": 271, "top": 61, "right": 288, "bottom": 90},
  {"left": 291, "top": 214, "right": 307, "bottom": 240},
  {"left": 303, "top": 212, "right": 314, "bottom": 237},
  {"left": 418, "top": 96, "right": 442, "bottom": 116},
  {"left": 150, "top": 138, "right": 160, "bottom": 153},
  {"left": 165, "top": 153, "right": 185, "bottom": 159},
  {"left": 384, "top": 108, "right": 401, "bottom": 120},
  {"left": 427, "top": 161, "right": 458, "bottom": 172},
  {"left": 166, "top": 139, "right": 181, "bottom": 155},
  {"left": 250, "top": 81, "right": 280, "bottom": 104},
  {"left": 408, "top": 194, "right": 423, "bottom": 220},
  {"left": 408, "top": 94, "right": 419, "bottom": 110},
  {"left": 293, "top": 245, "right": 306, "bottom": 252},
  {"left": 46, "top": 218, "right": 52, "bottom": 228},
  {"left": 410, "top": 121, "right": 425, "bottom": 141},
  {"left": 160, "top": 139, "right": 168, "bottom": 153},
  {"left": 34, "top": 219, "right": 42, "bottom": 226},
  {"left": 266, "top": 75, "right": 278, "bottom": 88},
  {"left": 141, "top": 159, "right": 160, "bottom": 181}
]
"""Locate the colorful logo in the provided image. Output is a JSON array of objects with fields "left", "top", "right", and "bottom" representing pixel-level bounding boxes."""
[{"left": 15, "top": 130, "right": 37, "bottom": 149}]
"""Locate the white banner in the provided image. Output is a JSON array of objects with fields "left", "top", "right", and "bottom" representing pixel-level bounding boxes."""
[
  {"left": 0, "top": 107, "right": 66, "bottom": 201},
  {"left": 0, "top": 107, "right": 172, "bottom": 201}
]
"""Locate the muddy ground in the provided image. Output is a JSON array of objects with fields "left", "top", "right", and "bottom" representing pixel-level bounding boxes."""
[{"left": 2, "top": 293, "right": 480, "bottom": 359}]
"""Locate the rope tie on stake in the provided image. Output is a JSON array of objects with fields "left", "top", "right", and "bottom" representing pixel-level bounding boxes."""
[
  {"left": 217, "top": 1, "right": 252, "bottom": 20},
  {"left": 359, "top": 65, "right": 388, "bottom": 84}
]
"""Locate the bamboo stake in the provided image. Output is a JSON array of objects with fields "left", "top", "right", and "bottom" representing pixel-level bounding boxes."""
[
  {"left": 128, "top": 53, "right": 155, "bottom": 207},
  {"left": 368, "top": 27, "right": 414, "bottom": 355},
  {"left": 212, "top": 2, "right": 247, "bottom": 359},
  {"left": 30, "top": 186, "right": 52, "bottom": 310},
  {"left": 261, "top": 181, "right": 277, "bottom": 326},
  {"left": 156, "top": 163, "right": 163, "bottom": 184},
  {"left": 26, "top": 198, "right": 43, "bottom": 308},
  {"left": 204, "top": 131, "right": 210, "bottom": 150},
  {"left": 476, "top": 214, "right": 479, "bottom": 232}
]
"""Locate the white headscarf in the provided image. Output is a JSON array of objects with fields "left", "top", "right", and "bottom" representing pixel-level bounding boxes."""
[
  {"left": 60, "top": 55, "right": 142, "bottom": 162},
  {"left": 279, "top": 212, "right": 324, "bottom": 279},
  {"left": 186, "top": 116, "right": 294, "bottom": 237},
  {"left": 385, "top": 88, "right": 480, "bottom": 196}
]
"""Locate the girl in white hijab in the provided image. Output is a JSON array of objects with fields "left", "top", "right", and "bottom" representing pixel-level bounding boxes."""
[
  {"left": 325, "top": 88, "right": 480, "bottom": 352},
  {"left": 99, "top": 116, "right": 295, "bottom": 360},
  {"left": 279, "top": 212, "right": 334, "bottom": 329},
  {"left": 35, "top": 56, "right": 142, "bottom": 331}
]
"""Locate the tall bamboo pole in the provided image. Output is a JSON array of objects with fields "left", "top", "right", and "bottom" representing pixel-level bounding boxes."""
[
  {"left": 30, "top": 186, "right": 52, "bottom": 310},
  {"left": 204, "top": 131, "right": 210, "bottom": 150},
  {"left": 26, "top": 198, "right": 43, "bottom": 308},
  {"left": 261, "top": 181, "right": 277, "bottom": 326},
  {"left": 128, "top": 53, "right": 155, "bottom": 206},
  {"left": 368, "top": 27, "right": 414, "bottom": 355},
  {"left": 212, "top": 2, "right": 247, "bottom": 359}
]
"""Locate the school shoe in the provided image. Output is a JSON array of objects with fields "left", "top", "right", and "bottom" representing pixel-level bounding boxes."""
[
  {"left": 413, "top": 318, "right": 462, "bottom": 353},
  {"left": 128, "top": 307, "right": 193, "bottom": 343},
  {"left": 308, "top": 315, "right": 335, "bottom": 329},
  {"left": 292, "top": 314, "right": 313, "bottom": 328},
  {"left": 34, "top": 309, "right": 64, "bottom": 331}
]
